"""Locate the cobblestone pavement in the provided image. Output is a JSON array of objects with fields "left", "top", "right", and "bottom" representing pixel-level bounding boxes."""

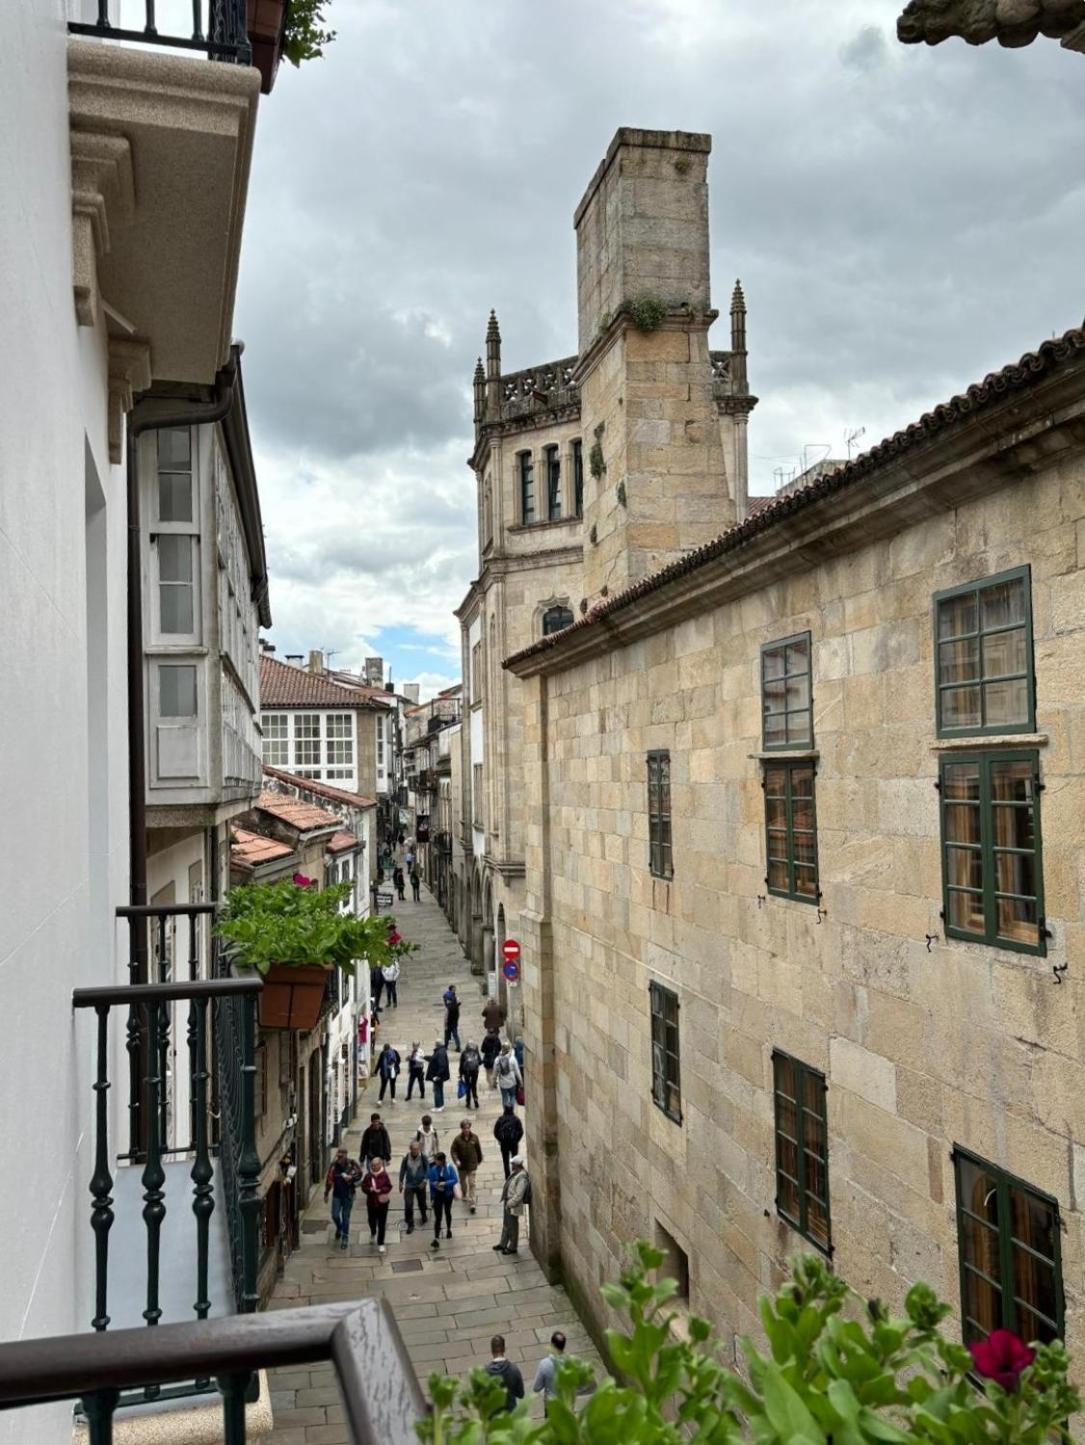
[{"left": 264, "top": 882, "right": 605, "bottom": 1443}]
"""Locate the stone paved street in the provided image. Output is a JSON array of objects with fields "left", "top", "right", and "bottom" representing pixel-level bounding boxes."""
[{"left": 264, "top": 882, "right": 605, "bottom": 1443}]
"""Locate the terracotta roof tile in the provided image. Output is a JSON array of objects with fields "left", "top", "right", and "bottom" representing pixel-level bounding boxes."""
[
  {"left": 260, "top": 655, "right": 382, "bottom": 710},
  {"left": 327, "top": 830, "right": 359, "bottom": 853},
  {"left": 262, "top": 766, "right": 377, "bottom": 810},
  {"left": 230, "top": 827, "right": 294, "bottom": 867},
  {"left": 255, "top": 790, "right": 340, "bottom": 832},
  {"left": 506, "top": 320, "right": 1085, "bottom": 668}
]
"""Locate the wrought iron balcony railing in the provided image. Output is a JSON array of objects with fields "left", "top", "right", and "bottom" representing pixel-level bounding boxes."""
[
  {"left": 0, "top": 1299, "right": 426, "bottom": 1445},
  {"left": 69, "top": 0, "right": 252, "bottom": 64}
]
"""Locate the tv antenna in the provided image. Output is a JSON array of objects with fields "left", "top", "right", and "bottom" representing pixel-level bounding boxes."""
[{"left": 845, "top": 427, "right": 866, "bottom": 458}]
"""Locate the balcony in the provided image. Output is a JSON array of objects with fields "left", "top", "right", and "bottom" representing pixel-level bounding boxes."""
[{"left": 68, "top": 0, "right": 260, "bottom": 396}]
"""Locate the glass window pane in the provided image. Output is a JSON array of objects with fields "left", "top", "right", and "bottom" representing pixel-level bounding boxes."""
[
  {"left": 959, "top": 1157, "right": 1001, "bottom": 1229},
  {"left": 948, "top": 890, "right": 986, "bottom": 933},
  {"left": 939, "top": 592, "right": 977, "bottom": 639},
  {"left": 158, "top": 472, "right": 192, "bottom": 523},
  {"left": 962, "top": 1267, "right": 1002, "bottom": 1343},
  {"left": 994, "top": 851, "right": 1036, "bottom": 899},
  {"left": 785, "top": 640, "right": 808, "bottom": 675},
  {"left": 806, "top": 1194, "right": 829, "bottom": 1248},
  {"left": 160, "top": 586, "right": 193, "bottom": 634},
  {"left": 158, "top": 428, "right": 191, "bottom": 467},
  {"left": 786, "top": 712, "right": 812, "bottom": 746},
  {"left": 158, "top": 535, "right": 192, "bottom": 583},
  {"left": 160, "top": 664, "right": 197, "bottom": 717},
  {"left": 791, "top": 766, "right": 814, "bottom": 798},
  {"left": 943, "top": 763, "right": 980, "bottom": 800},
  {"left": 984, "top": 678, "right": 1029, "bottom": 729},
  {"left": 939, "top": 637, "right": 980, "bottom": 685},
  {"left": 991, "top": 804, "right": 1035, "bottom": 852},
  {"left": 1016, "top": 1302, "right": 1058, "bottom": 1348},
  {"left": 763, "top": 710, "right": 786, "bottom": 745},
  {"left": 794, "top": 866, "right": 818, "bottom": 899},
  {"left": 981, "top": 577, "right": 1025, "bottom": 630},
  {"left": 944, "top": 803, "right": 981, "bottom": 844},
  {"left": 982, "top": 628, "right": 1026, "bottom": 680},
  {"left": 767, "top": 858, "right": 789, "bottom": 890},
  {"left": 946, "top": 846, "right": 983, "bottom": 890},
  {"left": 942, "top": 686, "right": 982, "bottom": 729},
  {"left": 764, "top": 766, "right": 786, "bottom": 798},
  {"left": 996, "top": 897, "right": 1038, "bottom": 946},
  {"left": 766, "top": 796, "right": 787, "bottom": 829},
  {"left": 793, "top": 834, "right": 817, "bottom": 866},
  {"left": 1010, "top": 1188, "right": 1057, "bottom": 1263},
  {"left": 785, "top": 674, "right": 810, "bottom": 710},
  {"left": 773, "top": 1054, "right": 796, "bottom": 1098},
  {"left": 762, "top": 646, "right": 785, "bottom": 682},
  {"left": 791, "top": 796, "right": 814, "bottom": 831}
]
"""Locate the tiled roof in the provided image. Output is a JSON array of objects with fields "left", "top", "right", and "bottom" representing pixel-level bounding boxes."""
[
  {"left": 506, "top": 321, "right": 1085, "bottom": 668},
  {"left": 230, "top": 827, "right": 294, "bottom": 868},
  {"left": 260, "top": 655, "right": 381, "bottom": 710},
  {"left": 254, "top": 790, "right": 340, "bottom": 832},
  {"left": 262, "top": 766, "right": 377, "bottom": 810},
  {"left": 327, "top": 830, "right": 359, "bottom": 853}
]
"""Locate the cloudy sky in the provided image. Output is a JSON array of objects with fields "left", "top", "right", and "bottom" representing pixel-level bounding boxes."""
[{"left": 230, "top": 0, "right": 1085, "bottom": 696}]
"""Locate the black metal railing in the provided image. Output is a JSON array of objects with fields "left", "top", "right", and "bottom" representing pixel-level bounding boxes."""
[
  {"left": 69, "top": 0, "right": 252, "bottom": 65},
  {"left": 0, "top": 1300, "right": 426, "bottom": 1445},
  {"left": 71, "top": 975, "right": 262, "bottom": 1344},
  {"left": 214, "top": 983, "right": 262, "bottom": 1316}
]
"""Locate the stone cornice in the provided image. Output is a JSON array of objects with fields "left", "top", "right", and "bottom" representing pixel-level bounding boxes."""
[
  {"left": 483, "top": 854, "right": 526, "bottom": 881},
  {"left": 476, "top": 545, "right": 584, "bottom": 586},
  {"left": 469, "top": 403, "right": 582, "bottom": 471},
  {"left": 572, "top": 307, "right": 718, "bottom": 389},
  {"left": 716, "top": 393, "right": 759, "bottom": 417}
]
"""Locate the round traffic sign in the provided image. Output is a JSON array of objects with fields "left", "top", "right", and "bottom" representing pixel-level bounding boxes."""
[
  {"left": 502, "top": 938, "right": 521, "bottom": 962},
  {"left": 502, "top": 959, "right": 520, "bottom": 983}
]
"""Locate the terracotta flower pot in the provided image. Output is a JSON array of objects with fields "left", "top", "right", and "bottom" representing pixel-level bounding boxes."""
[
  {"left": 246, "top": 0, "right": 288, "bottom": 95},
  {"left": 258, "top": 963, "right": 330, "bottom": 1031}
]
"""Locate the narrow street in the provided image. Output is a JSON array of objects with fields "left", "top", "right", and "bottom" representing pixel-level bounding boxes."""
[{"left": 264, "top": 884, "right": 605, "bottom": 1443}]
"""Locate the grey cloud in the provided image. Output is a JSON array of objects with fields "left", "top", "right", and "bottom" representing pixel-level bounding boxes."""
[{"left": 841, "top": 26, "right": 889, "bottom": 70}]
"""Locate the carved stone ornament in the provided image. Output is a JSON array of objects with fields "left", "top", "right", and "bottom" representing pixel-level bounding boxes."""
[
  {"left": 70, "top": 130, "right": 135, "bottom": 328},
  {"left": 897, "top": 0, "right": 1085, "bottom": 49}
]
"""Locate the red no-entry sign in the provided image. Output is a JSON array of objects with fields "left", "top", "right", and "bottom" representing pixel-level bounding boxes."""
[{"left": 502, "top": 938, "right": 521, "bottom": 963}]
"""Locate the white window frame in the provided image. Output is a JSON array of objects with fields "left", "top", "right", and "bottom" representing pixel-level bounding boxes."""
[
  {"left": 151, "top": 428, "right": 201, "bottom": 645},
  {"left": 263, "top": 713, "right": 289, "bottom": 767}
]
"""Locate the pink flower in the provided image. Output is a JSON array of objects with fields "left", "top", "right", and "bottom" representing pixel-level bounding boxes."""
[
  {"left": 388, "top": 929, "right": 402, "bottom": 947},
  {"left": 292, "top": 872, "right": 314, "bottom": 888},
  {"left": 969, "top": 1330, "right": 1035, "bottom": 1391}
]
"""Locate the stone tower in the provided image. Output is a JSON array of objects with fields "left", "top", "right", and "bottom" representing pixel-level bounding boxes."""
[{"left": 574, "top": 128, "right": 736, "bottom": 599}]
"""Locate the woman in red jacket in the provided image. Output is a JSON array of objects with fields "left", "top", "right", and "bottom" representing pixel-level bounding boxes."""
[{"left": 361, "top": 1158, "right": 393, "bottom": 1254}]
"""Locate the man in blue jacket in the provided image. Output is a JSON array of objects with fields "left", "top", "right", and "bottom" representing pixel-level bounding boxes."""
[
  {"left": 426, "top": 1040, "right": 450, "bottom": 1112},
  {"left": 428, "top": 1151, "right": 459, "bottom": 1250}
]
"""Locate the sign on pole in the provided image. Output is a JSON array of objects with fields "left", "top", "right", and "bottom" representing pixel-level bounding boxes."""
[
  {"left": 502, "top": 959, "right": 520, "bottom": 983},
  {"left": 502, "top": 938, "right": 521, "bottom": 963}
]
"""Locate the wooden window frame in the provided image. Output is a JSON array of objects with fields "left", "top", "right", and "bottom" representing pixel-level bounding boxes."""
[
  {"left": 649, "top": 981, "right": 682, "bottom": 1125},
  {"left": 938, "top": 750, "right": 1046, "bottom": 957},
  {"left": 760, "top": 631, "right": 813, "bottom": 750},
  {"left": 933, "top": 567, "right": 1035, "bottom": 738},
  {"left": 647, "top": 750, "right": 673, "bottom": 880},
  {"left": 763, "top": 761, "right": 819, "bottom": 904},
  {"left": 519, "top": 451, "right": 535, "bottom": 525},
  {"left": 772, "top": 1050, "right": 831, "bottom": 1255},
  {"left": 952, "top": 1145, "right": 1063, "bottom": 1348}
]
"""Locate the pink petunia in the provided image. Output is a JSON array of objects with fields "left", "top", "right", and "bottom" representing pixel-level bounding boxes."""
[{"left": 969, "top": 1330, "right": 1035, "bottom": 1391}]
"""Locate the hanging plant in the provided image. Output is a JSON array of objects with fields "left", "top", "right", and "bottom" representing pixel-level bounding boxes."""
[{"left": 217, "top": 878, "right": 392, "bottom": 977}]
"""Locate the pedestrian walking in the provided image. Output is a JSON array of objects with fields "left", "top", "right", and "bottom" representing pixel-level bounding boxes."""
[
  {"left": 406, "top": 1042, "right": 427, "bottom": 1100},
  {"left": 482, "top": 997, "right": 506, "bottom": 1035},
  {"left": 406, "top": 846, "right": 415, "bottom": 869},
  {"left": 532, "top": 1332, "right": 568, "bottom": 1403},
  {"left": 415, "top": 1113, "right": 439, "bottom": 1163},
  {"left": 493, "top": 1104, "right": 523, "bottom": 1180},
  {"left": 450, "top": 1118, "right": 483, "bottom": 1214},
  {"left": 495, "top": 1043, "right": 522, "bottom": 1108},
  {"left": 427, "top": 1040, "right": 451, "bottom": 1110},
  {"left": 323, "top": 1147, "right": 361, "bottom": 1250},
  {"left": 410, "top": 867, "right": 421, "bottom": 901},
  {"left": 393, "top": 865, "right": 405, "bottom": 901},
  {"left": 459, "top": 1041, "right": 481, "bottom": 1109},
  {"left": 494, "top": 1155, "right": 529, "bottom": 1256},
  {"left": 513, "top": 1035, "right": 525, "bottom": 1072},
  {"left": 444, "top": 989, "right": 461, "bottom": 1051},
  {"left": 485, "top": 1336, "right": 525, "bottom": 1413},
  {"left": 428, "top": 1152, "right": 459, "bottom": 1249},
  {"left": 361, "top": 1158, "right": 393, "bottom": 1254},
  {"left": 481, "top": 1030, "right": 502, "bottom": 1089},
  {"left": 359, "top": 1113, "right": 391, "bottom": 1171},
  {"left": 376, "top": 1043, "right": 400, "bottom": 1103},
  {"left": 369, "top": 963, "right": 384, "bottom": 1011},
  {"left": 398, "top": 1139, "right": 429, "bottom": 1234},
  {"left": 381, "top": 956, "right": 400, "bottom": 1008}
]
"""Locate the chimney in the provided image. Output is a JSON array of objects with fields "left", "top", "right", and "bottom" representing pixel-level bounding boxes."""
[
  {"left": 364, "top": 656, "right": 384, "bottom": 688},
  {"left": 284, "top": 654, "right": 303, "bottom": 667},
  {"left": 307, "top": 649, "right": 324, "bottom": 674},
  {"left": 573, "top": 128, "right": 735, "bottom": 599}
]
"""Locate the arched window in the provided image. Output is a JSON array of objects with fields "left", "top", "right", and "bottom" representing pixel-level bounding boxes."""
[{"left": 542, "top": 605, "right": 574, "bottom": 636}]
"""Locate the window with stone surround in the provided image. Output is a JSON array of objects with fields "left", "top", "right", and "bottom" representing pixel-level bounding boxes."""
[
  {"left": 542, "top": 605, "right": 574, "bottom": 636},
  {"left": 761, "top": 632, "right": 813, "bottom": 749},
  {"left": 938, "top": 752, "right": 1045, "bottom": 955},
  {"left": 472, "top": 762, "right": 484, "bottom": 827},
  {"left": 647, "top": 750, "right": 673, "bottom": 879},
  {"left": 764, "top": 761, "right": 819, "bottom": 903},
  {"left": 545, "top": 445, "right": 561, "bottom": 520},
  {"left": 934, "top": 568, "right": 1034, "bottom": 737},
  {"left": 772, "top": 1051, "right": 830, "bottom": 1254},
  {"left": 952, "top": 1147, "right": 1063, "bottom": 1349},
  {"left": 572, "top": 439, "right": 584, "bottom": 518},
  {"left": 519, "top": 451, "right": 535, "bottom": 525},
  {"left": 649, "top": 981, "right": 681, "bottom": 1124}
]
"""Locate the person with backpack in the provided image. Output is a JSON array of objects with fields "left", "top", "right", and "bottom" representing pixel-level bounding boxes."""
[
  {"left": 406, "top": 1042, "right": 427, "bottom": 1100},
  {"left": 481, "top": 1030, "right": 502, "bottom": 1089},
  {"left": 323, "top": 1148, "right": 362, "bottom": 1251},
  {"left": 428, "top": 1151, "right": 459, "bottom": 1249},
  {"left": 393, "top": 865, "right": 405, "bottom": 901},
  {"left": 444, "top": 987, "right": 461, "bottom": 1052},
  {"left": 361, "top": 1158, "right": 393, "bottom": 1255},
  {"left": 493, "top": 1105, "right": 523, "bottom": 1180},
  {"left": 359, "top": 1113, "right": 391, "bottom": 1171},
  {"left": 450, "top": 1117, "right": 483, "bottom": 1213},
  {"left": 376, "top": 1043, "right": 400, "bottom": 1104},
  {"left": 381, "top": 956, "right": 400, "bottom": 1008},
  {"left": 410, "top": 867, "right": 421, "bottom": 902},
  {"left": 415, "top": 1113, "right": 439, "bottom": 1163},
  {"left": 427, "top": 1039, "right": 451, "bottom": 1110},
  {"left": 495, "top": 1043, "right": 522, "bottom": 1108},
  {"left": 459, "top": 1041, "right": 482, "bottom": 1108},
  {"left": 398, "top": 1139, "right": 429, "bottom": 1234},
  {"left": 494, "top": 1156, "right": 530, "bottom": 1256}
]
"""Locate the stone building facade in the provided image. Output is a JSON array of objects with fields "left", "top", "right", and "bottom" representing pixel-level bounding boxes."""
[
  {"left": 455, "top": 127, "right": 753, "bottom": 1016},
  {"left": 500, "top": 128, "right": 1085, "bottom": 1376}
]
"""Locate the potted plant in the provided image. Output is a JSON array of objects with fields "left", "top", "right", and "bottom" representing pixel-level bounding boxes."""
[
  {"left": 246, "top": 0, "right": 336, "bottom": 95},
  {"left": 217, "top": 876, "right": 395, "bottom": 1031}
]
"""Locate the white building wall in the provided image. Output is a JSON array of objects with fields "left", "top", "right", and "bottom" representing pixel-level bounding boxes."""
[
  {"left": 468, "top": 615, "right": 485, "bottom": 861},
  {"left": 0, "top": 2, "right": 130, "bottom": 1423}
]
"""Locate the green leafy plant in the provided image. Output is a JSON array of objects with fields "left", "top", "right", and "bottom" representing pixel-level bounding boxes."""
[
  {"left": 589, "top": 441, "right": 605, "bottom": 480},
  {"left": 419, "top": 1244, "right": 1079, "bottom": 1444},
  {"left": 216, "top": 879, "right": 412, "bottom": 976},
  {"left": 627, "top": 296, "right": 668, "bottom": 333},
  {"left": 282, "top": 0, "right": 336, "bottom": 67}
]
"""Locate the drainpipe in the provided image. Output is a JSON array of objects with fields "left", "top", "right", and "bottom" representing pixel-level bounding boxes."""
[{"left": 126, "top": 350, "right": 240, "bottom": 979}]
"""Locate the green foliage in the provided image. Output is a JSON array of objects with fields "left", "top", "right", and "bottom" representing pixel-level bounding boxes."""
[
  {"left": 589, "top": 442, "right": 605, "bottom": 480},
  {"left": 216, "top": 879, "right": 412, "bottom": 977},
  {"left": 419, "top": 1245, "right": 1080, "bottom": 1445},
  {"left": 282, "top": 0, "right": 336, "bottom": 67},
  {"left": 627, "top": 296, "right": 668, "bottom": 333}
]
